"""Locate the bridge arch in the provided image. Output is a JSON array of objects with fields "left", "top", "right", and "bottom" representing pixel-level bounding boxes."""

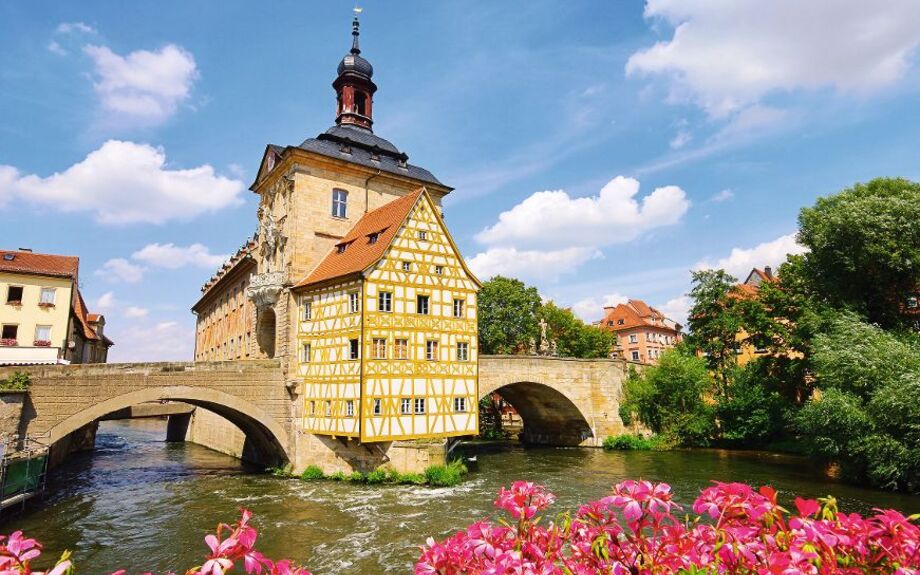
[
  {"left": 482, "top": 381, "right": 594, "bottom": 446},
  {"left": 46, "top": 386, "right": 290, "bottom": 467}
]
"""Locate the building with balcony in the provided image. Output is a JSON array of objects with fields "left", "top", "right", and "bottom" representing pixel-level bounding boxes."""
[{"left": 597, "top": 299, "right": 682, "bottom": 364}]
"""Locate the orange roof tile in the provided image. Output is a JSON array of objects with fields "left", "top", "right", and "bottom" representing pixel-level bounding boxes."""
[
  {"left": 598, "top": 299, "right": 679, "bottom": 332},
  {"left": 0, "top": 250, "right": 79, "bottom": 279},
  {"left": 72, "top": 289, "right": 99, "bottom": 341},
  {"left": 87, "top": 313, "right": 101, "bottom": 323},
  {"left": 294, "top": 189, "right": 425, "bottom": 289}
]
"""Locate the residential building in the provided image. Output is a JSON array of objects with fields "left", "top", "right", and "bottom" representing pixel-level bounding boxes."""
[
  {"left": 191, "top": 16, "right": 479, "bottom": 443},
  {"left": 597, "top": 299, "right": 682, "bottom": 364},
  {"left": 293, "top": 189, "right": 479, "bottom": 441},
  {"left": 192, "top": 238, "right": 258, "bottom": 361},
  {"left": 731, "top": 266, "right": 782, "bottom": 366},
  {"left": 1, "top": 248, "right": 112, "bottom": 365}
]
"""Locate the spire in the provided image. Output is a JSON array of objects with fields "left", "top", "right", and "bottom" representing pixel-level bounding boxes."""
[
  {"left": 334, "top": 7, "right": 376, "bottom": 130},
  {"left": 351, "top": 12, "right": 361, "bottom": 55}
]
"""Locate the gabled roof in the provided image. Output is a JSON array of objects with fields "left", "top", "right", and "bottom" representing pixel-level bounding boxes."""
[
  {"left": 0, "top": 250, "right": 79, "bottom": 279},
  {"left": 294, "top": 190, "right": 424, "bottom": 289},
  {"left": 599, "top": 299, "right": 680, "bottom": 332}
]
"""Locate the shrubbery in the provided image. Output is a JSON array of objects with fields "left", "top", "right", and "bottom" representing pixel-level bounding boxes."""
[
  {"left": 0, "top": 371, "right": 30, "bottom": 392},
  {"left": 602, "top": 434, "right": 663, "bottom": 451},
  {"left": 277, "top": 461, "right": 466, "bottom": 487},
  {"left": 424, "top": 460, "right": 468, "bottom": 487}
]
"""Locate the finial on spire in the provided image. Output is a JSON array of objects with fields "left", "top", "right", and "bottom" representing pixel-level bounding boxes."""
[{"left": 351, "top": 6, "right": 363, "bottom": 55}]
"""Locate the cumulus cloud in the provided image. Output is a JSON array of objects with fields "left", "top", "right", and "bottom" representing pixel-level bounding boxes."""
[
  {"left": 132, "top": 243, "right": 228, "bottom": 269},
  {"left": 0, "top": 140, "right": 244, "bottom": 224},
  {"left": 124, "top": 306, "right": 149, "bottom": 319},
  {"left": 627, "top": 1, "right": 920, "bottom": 117},
  {"left": 47, "top": 41, "right": 67, "bottom": 56},
  {"left": 468, "top": 247, "right": 602, "bottom": 283},
  {"left": 84, "top": 43, "right": 198, "bottom": 126},
  {"left": 694, "top": 232, "right": 807, "bottom": 279},
  {"left": 571, "top": 293, "right": 630, "bottom": 323},
  {"left": 96, "top": 258, "right": 145, "bottom": 283},
  {"left": 95, "top": 291, "right": 117, "bottom": 311},
  {"left": 658, "top": 295, "right": 692, "bottom": 328},
  {"left": 476, "top": 176, "right": 690, "bottom": 249},
  {"left": 107, "top": 317, "right": 194, "bottom": 362},
  {"left": 57, "top": 22, "right": 96, "bottom": 35}
]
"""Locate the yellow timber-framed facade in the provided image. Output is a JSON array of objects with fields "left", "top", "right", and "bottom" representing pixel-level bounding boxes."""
[{"left": 294, "top": 190, "right": 480, "bottom": 443}]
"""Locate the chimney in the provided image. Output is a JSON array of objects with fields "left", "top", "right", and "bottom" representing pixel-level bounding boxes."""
[
  {"left": 764, "top": 266, "right": 773, "bottom": 279},
  {"left": 18, "top": 248, "right": 32, "bottom": 253}
]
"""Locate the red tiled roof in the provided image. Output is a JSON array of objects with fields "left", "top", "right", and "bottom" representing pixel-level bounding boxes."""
[
  {"left": 72, "top": 289, "right": 99, "bottom": 341},
  {"left": 0, "top": 250, "right": 79, "bottom": 279},
  {"left": 87, "top": 313, "right": 101, "bottom": 322},
  {"left": 599, "top": 299, "right": 678, "bottom": 332},
  {"left": 294, "top": 189, "right": 425, "bottom": 290}
]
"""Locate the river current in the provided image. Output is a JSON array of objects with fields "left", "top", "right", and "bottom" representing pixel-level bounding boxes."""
[{"left": 5, "top": 419, "right": 918, "bottom": 574}]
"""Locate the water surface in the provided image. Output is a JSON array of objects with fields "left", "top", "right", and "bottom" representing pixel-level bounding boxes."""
[{"left": 5, "top": 420, "right": 918, "bottom": 574}]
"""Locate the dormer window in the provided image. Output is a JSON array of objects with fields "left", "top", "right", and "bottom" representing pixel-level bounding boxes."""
[
  {"left": 336, "top": 243, "right": 348, "bottom": 254},
  {"left": 332, "top": 189, "right": 348, "bottom": 218},
  {"left": 368, "top": 232, "right": 379, "bottom": 244},
  {"left": 2, "top": 254, "right": 14, "bottom": 261},
  {"left": 418, "top": 230, "right": 427, "bottom": 241}
]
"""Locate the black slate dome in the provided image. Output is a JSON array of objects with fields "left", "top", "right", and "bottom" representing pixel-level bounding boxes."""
[{"left": 337, "top": 52, "right": 373, "bottom": 78}]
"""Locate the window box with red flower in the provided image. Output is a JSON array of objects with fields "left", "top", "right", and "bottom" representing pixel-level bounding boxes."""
[
  {"left": 37, "top": 302, "right": 55, "bottom": 309},
  {"left": 0, "top": 339, "right": 18, "bottom": 347},
  {"left": 33, "top": 340, "right": 52, "bottom": 347},
  {"left": 5, "top": 301, "right": 21, "bottom": 307}
]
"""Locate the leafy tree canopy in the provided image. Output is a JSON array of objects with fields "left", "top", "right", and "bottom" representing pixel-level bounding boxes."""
[
  {"left": 477, "top": 276, "right": 541, "bottom": 355},
  {"left": 539, "top": 302, "right": 615, "bottom": 359}
]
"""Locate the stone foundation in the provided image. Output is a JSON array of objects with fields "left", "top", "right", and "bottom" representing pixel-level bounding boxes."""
[{"left": 0, "top": 391, "right": 25, "bottom": 450}]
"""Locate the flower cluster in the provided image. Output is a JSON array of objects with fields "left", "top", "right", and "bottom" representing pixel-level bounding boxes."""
[
  {"left": 0, "top": 339, "right": 17, "bottom": 347},
  {"left": 416, "top": 479, "right": 920, "bottom": 574},
  {"left": 0, "top": 510, "right": 310, "bottom": 575}
]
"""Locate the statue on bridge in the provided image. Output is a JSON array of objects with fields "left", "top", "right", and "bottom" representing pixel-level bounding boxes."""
[{"left": 533, "top": 318, "right": 557, "bottom": 357}]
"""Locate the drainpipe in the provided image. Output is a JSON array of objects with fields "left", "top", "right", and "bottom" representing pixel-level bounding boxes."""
[{"left": 364, "top": 169, "right": 381, "bottom": 213}]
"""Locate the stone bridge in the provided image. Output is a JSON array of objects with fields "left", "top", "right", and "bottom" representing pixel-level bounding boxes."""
[{"left": 0, "top": 356, "right": 628, "bottom": 471}]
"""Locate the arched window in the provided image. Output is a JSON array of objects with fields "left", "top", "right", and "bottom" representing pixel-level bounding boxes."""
[
  {"left": 332, "top": 189, "right": 348, "bottom": 218},
  {"left": 354, "top": 92, "right": 367, "bottom": 116}
]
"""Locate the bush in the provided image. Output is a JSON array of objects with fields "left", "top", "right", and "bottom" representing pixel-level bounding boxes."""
[
  {"left": 300, "top": 465, "right": 325, "bottom": 481},
  {"left": 366, "top": 469, "right": 386, "bottom": 484},
  {"left": 0, "top": 371, "right": 30, "bottom": 391},
  {"left": 620, "top": 347, "right": 716, "bottom": 446},
  {"left": 347, "top": 471, "right": 366, "bottom": 483},
  {"left": 715, "top": 362, "right": 790, "bottom": 446},
  {"left": 424, "top": 460, "right": 468, "bottom": 487},
  {"left": 602, "top": 434, "right": 661, "bottom": 451},
  {"left": 328, "top": 471, "right": 346, "bottom": 481},
  {"left": 266, "top": 464, "right": 294, "bottom": 477}
]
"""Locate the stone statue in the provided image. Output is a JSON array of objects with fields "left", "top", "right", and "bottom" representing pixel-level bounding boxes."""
[
  {"left": 528, "top": 337, "right": 537, "bottom": 355},
  {"left": 538, "top": 318, "right": 550, "bottom": 355},
  {"left": 259, "top": 209, "right": 279, "bottom": 272},
  {"left": 550, "top": 339, "right": 558, "bottom": 357}
]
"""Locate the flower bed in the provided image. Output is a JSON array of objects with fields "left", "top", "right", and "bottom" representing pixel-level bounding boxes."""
[
  {"left": 33, "top": 340, "right": 51, "bottom": 347},
  {"left": 417, "top": 480, "right": 920, "bottom": 574}
]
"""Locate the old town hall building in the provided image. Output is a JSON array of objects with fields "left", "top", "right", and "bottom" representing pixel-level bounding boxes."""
[{"left": 192, "top": 16, "right": 480, "bottom": 450}]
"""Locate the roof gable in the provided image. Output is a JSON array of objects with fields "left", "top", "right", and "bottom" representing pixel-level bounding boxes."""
[{"left": 0, "top": 250, "right": 79, "bottom": 279}]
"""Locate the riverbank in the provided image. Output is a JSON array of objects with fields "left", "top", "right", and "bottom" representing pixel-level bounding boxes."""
[{"left": 3, "top": 420, "right": 918, "bottom": 574}]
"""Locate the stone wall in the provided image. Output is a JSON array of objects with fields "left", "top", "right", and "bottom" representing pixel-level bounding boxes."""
[{"left": 0, "top": 391, "right": 25, "bottom": 449}]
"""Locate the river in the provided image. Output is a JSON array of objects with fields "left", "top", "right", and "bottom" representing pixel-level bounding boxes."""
[{"left": 4, "top": 419, "right": 918, "bottom": 574}]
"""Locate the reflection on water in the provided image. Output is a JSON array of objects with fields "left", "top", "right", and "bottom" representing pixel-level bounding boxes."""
[{"left": 4, "top": 420, "right": 918, "bottom": 574}]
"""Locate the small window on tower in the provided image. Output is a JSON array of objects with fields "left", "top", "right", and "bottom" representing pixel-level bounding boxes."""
[
  {"left": 332, "top": 189, "right": 348, "bottom": 218},
  {"left": 402, "top": 261, "right": 411, "bottom": 272},
  {"left": 418, "top": 230, "right": 427, "bottom": 241},
  {"left": 355, "top": 92, "right": 367, "bottom": 116}
]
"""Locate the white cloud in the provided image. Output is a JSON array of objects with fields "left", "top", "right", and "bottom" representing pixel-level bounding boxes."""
[
  {"left": 627, "top": 1, "right": 920, "bottom": 117},
  {"left": 57, "top": 22, "right": 96, "bottom": 35},
  {"left": 476, "top": 176, "right": 690, "bottom": 249},
  {"left": 47, "top": 41, "right": 67, "bottom": 56},
  {"left": 107, "top": 318, "right": 194, "bottom": 362},
  {"left": 669, "top": 128, "right": 692, "bottom": 149},
  {"left": 95, "top": 291, "right": 117, "bottom": 311},
  {"left": 96, "top": 258, "right": 145, "bottom": 283},
  {"left": 124, "top": 306, "right": 149, "bottom": 319},
  {"left": 132, "top": 243, "right": 228, "bottom": 269},
  {"left": 0, "top": 140, "right": 244, "bottom": 224},
  {"left": 84, "top": 43, "right": 198, "bottom": 126},
  {"left": 571, "top": 293, "right": 629, "bottom": 323},
  {"left": 709, "top": 189, "right": 734, "bottom": 203},
  {"left": 658, "top": 295, "right": 692, "bottom": 328},
  {"left": 468, "top": 247, "right": 602, "bottom": 283},
  {"left": 694, "top": 232, "right": 807, "bottom": 279}
]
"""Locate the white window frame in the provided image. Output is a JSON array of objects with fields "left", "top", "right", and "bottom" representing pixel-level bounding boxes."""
[
  {"left": 373, "top": 398, "right": 382, "bottom": 416},
  {"left": 349, "top": 292, "right": 360, "bottom": 313},
  {"left": 629, "top": 334, "right": 638, "bottom": 344},
  {"left": 34, "top": 325, "right": 51, "bottom": 342},
  {"left": 418, "top": 230, "right": 427, "bottom": 241},
  {"left": 631, "top": 351, "right": 640, "bottom": 361},
  {"left": 332, "top": 189, "right": 348, "bottom": 218},
  {"left": 39, "top": 288, "right": 56, "bottom": 305},
  {"left": 372, "top": 337, "right": 387, "bottom": 359},
  {"left": 453, "top": 397, "right": 467, "bottom": 412},
  {"left": 301, "top": 342, "right": 311, "bottom": 363},
  {"left": 400, "top": 397, "right": 411, "bottom": 414},
  {"left": 379, "top": 291, "right": 392, "bottom": 312},
  {"left": 417, "top": 294, "right": 430, "bottom": 315},
  {"left": 349, "top": 338, "right": 360, "bottom": 360},
  {"left": 426, "top": 340, "right": 439, "bottom": 361},
  {"left": 435, "top": 265, "right": 444, "bottom": 275},
  {"left": 457, "top": 341, "right": 469, "bottom": 361},
  {"left": 453, "top": 298, "right": 465, "bottom": 318},
  {"left": 345, "top": 400, "right": 355, "bottom": 417},
  {"left": 394, "top": 338, "right": 409, "bottom": 360},
  {"left": 302, "top": 300, "right": 312, "bottom": 321},
  {"left": 401, "top": 261, "right": 411, "bottom": 271},
  {"left": 325, "top": 401, "right": 332, "bottom": 417},
  {"left": 414, "top": 397, "right": 426, "bottom": 414}
]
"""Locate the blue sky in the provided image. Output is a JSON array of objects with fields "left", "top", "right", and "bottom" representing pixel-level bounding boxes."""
[{"left": 1, "top": 1, "right": 919, "bottom": 361}]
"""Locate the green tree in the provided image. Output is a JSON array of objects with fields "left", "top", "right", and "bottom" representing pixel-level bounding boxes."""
[
  {"left": 797, "top": 177, "right": 920, "bottom": 329},
  {"left": 715, "top": 360, "right": 789, "bottom": 446},
  {"left": 686, "top": 269, "right": 743, "bottom": 392},
  {"left": 620, "top": 346, "right": 715, "bottom": 446},
  {"left": 539, "top": 302, "right": 615, "bottom": 359},
  {"left": 477, "top": 276, "right": 540, "bottom": 355}
]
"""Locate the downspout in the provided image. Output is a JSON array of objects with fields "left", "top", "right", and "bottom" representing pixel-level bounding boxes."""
[{"left": 364, "top": 169, "right": 381, "bottom": 213}]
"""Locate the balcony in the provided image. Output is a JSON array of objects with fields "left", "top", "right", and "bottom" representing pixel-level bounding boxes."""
[{"left": 0, "top": 345, "right": 64, "bottom": 366}]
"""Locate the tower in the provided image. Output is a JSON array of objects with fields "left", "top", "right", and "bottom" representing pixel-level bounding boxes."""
[{"left": 334, "top": 15, "right": 376, "bottom": 130}]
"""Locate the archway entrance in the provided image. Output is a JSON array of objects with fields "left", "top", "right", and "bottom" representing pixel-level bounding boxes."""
[
  {"left": 482, "top": 382, "right": 593, "bottom": 446},
  {"left": 256, "top": 307, "right": 276, "bottom": 359}
]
